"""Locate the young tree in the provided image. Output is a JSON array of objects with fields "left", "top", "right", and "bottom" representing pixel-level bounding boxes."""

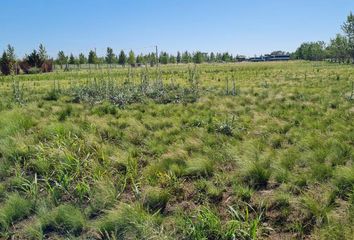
[
  {"left": 159, "top": 52, "right": 169, "bottom": 64},
  {"left": 38, "top": 44, "right": 48, "bottom": 62},
  {"left": 342, "top": 12, "right": 354, "bottom": 61},
  {"left": 176, "top": 51, "right": 181, "bottom": 64},
  {"left": 6, "top": 45, "right": 16, "bottom": 74},
  {"left": 57, "top": 51, "right": 68, "bottom": 69},
  {"left": 182, "top": 51, "right": 191, "bottom": 63},
  {"left": 0, "top": 51, "right": 11, "bottom": 75},
  {"left": 118, "top": 50, "right": 127, "bottom": 66},
  {"left": 127, "top": 50, "right": 136, "bottom": 66},
  {"left": 193, "top": 51, "right": 204, "bottom": 64},
  {"left": 78, "top": 53, "right": 87, "bottom": 64},
  {"left": 69, "top": 53, "right": 76, "bottom": 65},
  {"left": 169, "top": 55, "right": 177, "bottom": 64},
  {"left": 209, "top": 52, "right": 216, "bottom": 62},
  {"left": 28, "top": 50, "right": 42, "bottom": 67},
  {"left": 88, "top": 50, "right": 98, "bottom": 65},
  {"left": 328, "top": 34, "right": 350, "bottom": 63},
  {"left": 105, "top": 47, "right": 115, "bottom": 65}
]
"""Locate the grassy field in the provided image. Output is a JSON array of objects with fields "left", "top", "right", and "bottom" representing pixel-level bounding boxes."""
[{"left": 0, "top": 61, "right": 353, "bottom": 239}]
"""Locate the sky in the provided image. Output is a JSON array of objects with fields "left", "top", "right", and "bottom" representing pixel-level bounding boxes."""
[{"left": 1, "top": 0, "right": 353, "bottom": 58}]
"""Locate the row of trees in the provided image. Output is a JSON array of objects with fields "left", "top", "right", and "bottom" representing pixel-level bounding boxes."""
[
  {"left": 55, "top": 49, "right": 242, "bottom": 68},
  {"left": 0, "top": 44, "right": 53, "bottom": 75},
  {"left": 293, "top": 12, "right": 354, "bottom": 63}
]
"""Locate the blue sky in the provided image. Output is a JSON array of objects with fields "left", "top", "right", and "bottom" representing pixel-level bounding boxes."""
[{"left": 1, "top": 0, "right": 353, "bottom": 58}]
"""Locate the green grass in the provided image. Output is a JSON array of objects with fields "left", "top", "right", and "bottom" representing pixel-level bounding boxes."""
[{"left": 0, "top": 61, "right": 353, "bottom": 239}]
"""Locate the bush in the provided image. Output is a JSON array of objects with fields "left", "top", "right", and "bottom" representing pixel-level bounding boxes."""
[{"left": 40, "top": 204, "right": 85, "bottom": 235}]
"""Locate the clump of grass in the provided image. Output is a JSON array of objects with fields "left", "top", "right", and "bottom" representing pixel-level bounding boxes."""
[
  {"left": 233, "top": 184, "right": 254, "bottom": 202},
  {"left": 332, "top": 166, "right": 354, "bottom": 199},
  {"left": 87, "top": 179, "right": 118, "bottom": 217},
  {"left": 0, "top": 193, "right": 32, "bottom": 232},
  {"left": 92, "top": 101, "right": 118, "bottom": 116},
  {"left": 142, "top": 187, "right": 170, "bottom": 213},
  {"left": 184, "top": 158, "right": 213, "bottom": 178},
  {"left": 95, "top": 203, "right": 163, "bottom": 239},
  {"left": 43, "top": 89, "right": 59, "bottom": 101},
  {"left": 40, "top": 204, "right": 85, "bottom": 236},
  {"left": 58, "top": 105, "right": 73, "bottom": 121},
  {"left": 243, "top": 161, "right": 271, "bottom": 190}
]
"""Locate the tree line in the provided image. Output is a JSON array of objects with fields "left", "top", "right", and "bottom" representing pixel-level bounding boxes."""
[
  {"left": 55, "top": 49, "right": 240, "bottom": 68},
  {"left": 293, "top": 12, "right": 354, "bottom": 63},
  {"left": 0, "top": 44, "right": 245, "bottom": 75}
]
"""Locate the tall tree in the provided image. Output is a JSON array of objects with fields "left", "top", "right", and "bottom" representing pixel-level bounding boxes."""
[
  {"left": 118, "top": 50, "right": 127, "bottom": 66},
  {"left": 105, "top": 47, "right": 115, "bottom": 64},
  {"left": 127, "top": 50, "right": 136, "bottom": 66}
]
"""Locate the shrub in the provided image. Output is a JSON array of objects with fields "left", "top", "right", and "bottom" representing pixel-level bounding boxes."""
[{"left": 40, "top": 204, "right": 85, "bottom": 235}]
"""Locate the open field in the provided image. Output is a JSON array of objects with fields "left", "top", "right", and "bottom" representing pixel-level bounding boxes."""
[{"left": 0, "top": 61, "right": 353, "bottom": 239}]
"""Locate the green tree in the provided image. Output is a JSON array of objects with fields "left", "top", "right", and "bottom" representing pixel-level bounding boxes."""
[
  {"left": 127, "top": 50, "right": 136, "bottom": 66},
  {"left": 342, "top": 12, "right": 354, "bottom": 61},
  {"left": 38, "top": 44, "right": 48, "bottom": 62},
  {"left": 118, "top": 50, "right": 127, "bottom": 66},
  {"left": 88, "top": 50, "right": 98, "bottom": 65},
  {"left": 69, "top": 53, "right": 76, "bottom": 65},
  {"left": 328, "top": 34, "right": 350, "bottom": 63},
  {"left": 57, "top": 51, "right": 68, "bottom": 69},
  {"left": 193, "top": 51, "right": 204, "bottom": 64},
  {"left": 169, "top": 55, "right": 177, "bottom": 64},
  {"left": 105, "top": 47, "right": 115, "bottom": 64},
  {"left": 209, "top": 52, "right": 216, "bottom": 62},
  {"left": 182, "top": 51, "right": 191, "bottom": 63},
  {"left": 78, "top": 53, "right": 87, "bottom": 64},
  {"left": 6, "top": 45, "right": 16, "bottom": 74},
  {"left": 176, "top": 51, "right": 181, "bottom": 64},
  {"left": 0, "top": 51, "right": 11, "bottom": 75},
  {"left": 159, "top": 52, "right": 169, "bottom": 64}
]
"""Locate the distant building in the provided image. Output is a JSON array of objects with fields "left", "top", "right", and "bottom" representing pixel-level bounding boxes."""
[{"left": 248, "top": 53, "right": 290, "bottom": 62}]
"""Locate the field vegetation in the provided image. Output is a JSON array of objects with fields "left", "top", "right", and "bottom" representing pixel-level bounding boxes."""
[{"left": 0, "top": 61, "right": 353, "bottom": 239}]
